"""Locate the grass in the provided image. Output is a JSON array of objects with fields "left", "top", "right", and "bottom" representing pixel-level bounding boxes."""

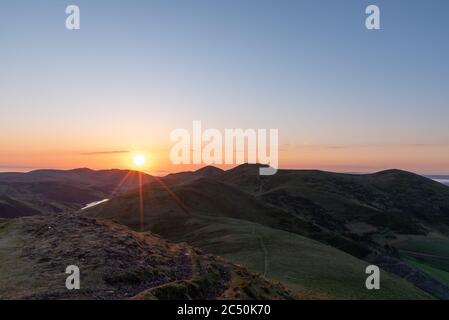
[
  {"left": 85, "top": 166, "right": 449, "bottom": 299},
  {"left": 0, "top": 214, "right": 296, "bottom": 300},
  {"left": 396, "top": 235, "right": 449, "bottom": 287},
  {"left": 403, "top": 257, "right": 449, "bottom": 288},
  {"left": 0, "top": 220, "right": 44, "bottom": 299},
  {"left": 397, "top": 236, "right": 449, "bottom": 259},
  {"left": 165, "top": 215, "right": 433, "bottom": 299}
]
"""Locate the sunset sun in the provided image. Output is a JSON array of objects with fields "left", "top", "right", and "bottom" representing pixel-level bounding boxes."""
[{"left": 133, "top": 154, "right": 146, "bottom": 167}]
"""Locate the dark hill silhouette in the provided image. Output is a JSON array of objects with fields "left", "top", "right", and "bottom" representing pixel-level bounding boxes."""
[
  {"left": 162, "top": 165, "right": 224, "bottom": 185},
  {"left": 0, "top": 169, "right": 154, "bottom": 217}
]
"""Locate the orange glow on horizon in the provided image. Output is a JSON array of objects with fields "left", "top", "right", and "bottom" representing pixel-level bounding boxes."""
[{"left": 2, "top": 144, "right": 449, "bottom": 175}]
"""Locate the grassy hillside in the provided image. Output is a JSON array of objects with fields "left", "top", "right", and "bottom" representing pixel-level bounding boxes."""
[
  {"left": 86, "top": 164, "right": 449, "bottom": 299},
  {"left": 221, "top": 166, "right": 449, "bottom": 233},
  {"left": 0, "top": 214, "right": 293, "bottom": 300},
  {"left": 6, "top": 164, "right": 449, "bottom": 299},
  {"left": 86, "top": 191, "right": 433, "bottom": 300},
  {"left": 147, "top": 215, "right": 433, "bottom": 300},
  {"left": 395, "top": 234, "right": 449, "bottom": 287},
  {"left": 86, "top": 177, "right": 371, "bottom": 258}
]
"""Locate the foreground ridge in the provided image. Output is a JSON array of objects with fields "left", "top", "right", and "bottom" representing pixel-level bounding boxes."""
[{"left": 0, "top": 214, "right": 294, "bottom": 300}]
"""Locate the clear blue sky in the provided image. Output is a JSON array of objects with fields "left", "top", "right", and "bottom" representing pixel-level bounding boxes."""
[{"left": 1, "top": 0, "right": 449, "bottom": 173}]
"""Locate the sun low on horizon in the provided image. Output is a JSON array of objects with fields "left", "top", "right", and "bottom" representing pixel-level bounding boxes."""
[
  {"left": 133, "top": 154, "right": 146, "bottom": 167},
  {"left": 130, "top": 153, "right": 149, "bottom": 171}
]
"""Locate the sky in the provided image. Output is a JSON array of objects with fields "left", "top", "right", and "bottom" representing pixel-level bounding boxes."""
[{"left": 1, "top": 0, "right": 449, "bottom": 174}]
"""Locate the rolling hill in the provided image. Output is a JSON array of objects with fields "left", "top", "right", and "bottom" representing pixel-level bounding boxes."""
[
  {"left": 0, "top": 214, "right": 294, "bottom": 300},
  {"left": 162, "top": 166, "right": 224, "bottom": 185},
  {"left": 84, "top": 164, "right": 449, "bottom": 299},
  {"left": 0, "top": 168, "right": 154, "bottom": 218},
  {"left": 155, "top": 215, "right": 433, "bottom": 299},
  {"left": 3, "top": 164, "right": 449, "bottom": 299}
]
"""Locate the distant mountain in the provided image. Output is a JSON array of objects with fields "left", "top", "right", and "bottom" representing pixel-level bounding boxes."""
[
  {"left": 0, "top": 167, "right": 227, "bottom": 219},
  {"left": 427, "top": 175, "right": 449, "bottom": 180},
  {"left": 85, "top": 164, "right": 449, "bottom": 299},
  {"left": 0, "top": 214, "right": 293, "bottom": 300},
  {"left": 0, "top": 169, "right": 154, "bottom": 218},
  {"left": 162, "top": 166, "right": 224, "bottom": 185},
  {"left": 427, "top": 175, "right": 449, "bottom": 186},
  {"left": 217, "top": 166, "right": 449, "bottom": 234}
]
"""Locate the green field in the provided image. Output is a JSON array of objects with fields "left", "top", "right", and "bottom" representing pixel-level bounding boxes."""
[
  {"left": 164, "top": 215, "right": 433, "bottom": 299},
  {"left": 396, "top": 235, "right": 449, "bottom": 287}
]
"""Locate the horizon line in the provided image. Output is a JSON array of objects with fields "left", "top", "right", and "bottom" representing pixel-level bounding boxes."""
[{"left": 1, "top": 164, "right": 449, "bottom": 177}]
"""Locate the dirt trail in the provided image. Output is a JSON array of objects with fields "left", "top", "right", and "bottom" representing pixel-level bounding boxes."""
[
  {"left": 400, "top": 249, "right": 449, "bottom": 260},
  {"left": 173, "top": 247, "right": 194, "bottom": 281},
  {"left": 252, "top": 226, "right": 269, "bottom": 277},
  {"left": 1, "top": 214, "right": 294, "bottom": 300}
]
